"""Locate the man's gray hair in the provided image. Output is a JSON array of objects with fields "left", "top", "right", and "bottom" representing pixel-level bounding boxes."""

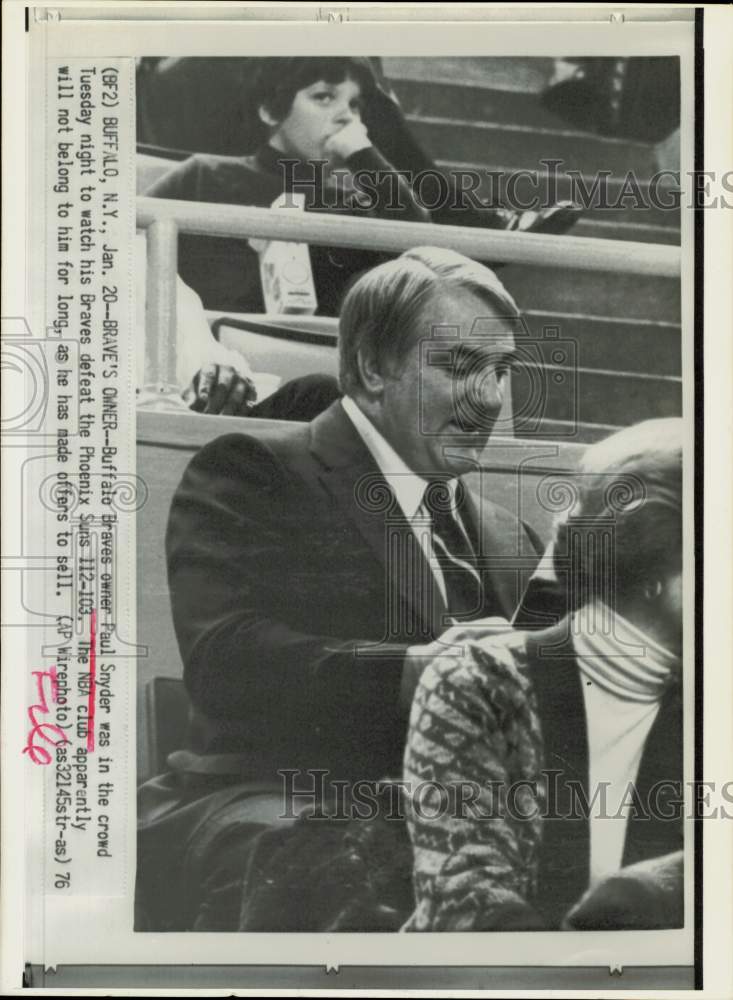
[{"left": 338, "top": 246, "right": 520, "bottom": 396}]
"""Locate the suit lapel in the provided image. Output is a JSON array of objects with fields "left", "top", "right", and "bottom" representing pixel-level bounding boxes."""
[
  {"left": 622, "top": 684, "right": 683, "bottom": 867},
  {"left": 308, "top": 402, "right": 444, "bottom": 642},
  {"left": 461, "top": 485, "right": 528, "bottom": 620},
  {"left": 526, "top": 623, "right": 590, "bottom": 927}
]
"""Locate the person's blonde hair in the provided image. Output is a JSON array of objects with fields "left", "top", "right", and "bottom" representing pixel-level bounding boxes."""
[{"left": 553, "top": 417, "right": 683, "bottom": 606}]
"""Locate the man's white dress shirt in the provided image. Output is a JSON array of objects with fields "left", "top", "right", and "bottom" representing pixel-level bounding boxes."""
[{"left": 342, "top": 395, "right": 460, "bottom": 605}]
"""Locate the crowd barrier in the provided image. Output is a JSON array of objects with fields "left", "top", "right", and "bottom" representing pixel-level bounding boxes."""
[{"left": 136, "top": 195, "right": 680, "bottom": 405}]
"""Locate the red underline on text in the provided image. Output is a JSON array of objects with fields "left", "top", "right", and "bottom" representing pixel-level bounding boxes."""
[{"left": 87, "top": 609, "right": 97, "bottom": 752}]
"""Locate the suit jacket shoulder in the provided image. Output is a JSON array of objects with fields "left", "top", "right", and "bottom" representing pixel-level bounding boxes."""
[
  {"left": 462, "top": 477, "right": 543, "bottom": 553},
  {"left": 459, "top": 479, "right": 543, "bottom": 620},
  {"left": 166, "top": 427, "right": 309, "bottom": 563},
  {"left": 165, "top": 416, "right": 409, "bottom": 778}
]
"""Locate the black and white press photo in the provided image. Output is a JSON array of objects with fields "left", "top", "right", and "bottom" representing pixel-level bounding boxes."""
[
  {"left": 8, "top": 4, "right": 733, "bottom": 994},
  {"left": 134, "top": 53, "right": 689, "bottom": 937}
]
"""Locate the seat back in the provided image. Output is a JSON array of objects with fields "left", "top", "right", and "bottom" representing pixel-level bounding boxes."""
[
  {"left": 212, "top": 314, "right": 339, "bottom": 381},
  {"left": 137, "top": 152, "right": 179, "bottom": 194},
  {"left": 145, "top": 676, "right": 193, "bottom": 776}
]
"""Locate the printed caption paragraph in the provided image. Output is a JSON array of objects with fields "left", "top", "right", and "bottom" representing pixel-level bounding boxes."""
[{"left": 25, "top": 59, "right": 136, "bottom": 897}]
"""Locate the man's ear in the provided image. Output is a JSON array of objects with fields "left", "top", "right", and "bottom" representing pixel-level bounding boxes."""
[
  {"left": 258, "top": 104, "right": 279, "bottom": 129},
  {"left": 355, "top": 347, "right": 386, "bottom": 397}
]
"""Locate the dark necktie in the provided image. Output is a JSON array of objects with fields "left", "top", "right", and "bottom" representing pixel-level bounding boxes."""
[{"left": 422, "top": 480, "right": 484, "bottom": 621}]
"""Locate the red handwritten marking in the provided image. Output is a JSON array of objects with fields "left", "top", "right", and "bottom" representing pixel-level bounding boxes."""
[
  {"left": 87, "top": 609, "right": 97, "bottom": 752},
  {"left": 23, "top": 666, "right": 70, "bottom": 765}
]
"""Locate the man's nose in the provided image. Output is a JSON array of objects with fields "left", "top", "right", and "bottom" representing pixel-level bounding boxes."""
[
  {"left": 457, "top": 371, "right": 505, "bottom": 425},
  {"left": 484, "top": 372, "right": 506, "bottom": 410}
]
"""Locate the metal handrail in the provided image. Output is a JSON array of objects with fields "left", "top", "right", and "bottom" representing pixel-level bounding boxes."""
[
  {"left": 136, "top": 195, "right": 679, "bottom": 410},
  {"left": 137, "top": 196, "right": 680, "bottom": 277}
]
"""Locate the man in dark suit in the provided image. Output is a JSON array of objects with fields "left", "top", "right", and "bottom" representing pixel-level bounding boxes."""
[
  {"left": 166, "top": 245, "right": 541, "bottom": 781},
  {"left": 137, "top": 246, "right": 542, "bottom": 930}
]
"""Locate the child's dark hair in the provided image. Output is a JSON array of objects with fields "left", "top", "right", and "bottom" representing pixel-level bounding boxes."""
[{"left": 249, "top": 57, "right": 378, "bottom": 124}]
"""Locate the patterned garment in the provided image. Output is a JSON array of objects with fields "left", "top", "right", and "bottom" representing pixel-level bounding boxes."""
[{"left": 403, "top": 631, "right": 547, "bottom": 931}]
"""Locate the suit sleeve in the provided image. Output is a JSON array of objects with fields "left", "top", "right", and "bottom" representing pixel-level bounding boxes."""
[
  {"left": 166, "top": 433, "right": 406, "bottom": 743},
  {"left": 403, "top": 646, "right": 546, "bottom": 930}
]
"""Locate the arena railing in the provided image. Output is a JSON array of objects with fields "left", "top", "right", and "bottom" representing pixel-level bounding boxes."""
[{"left": 136, "top": 195, "right": 680, "bottom": 412}]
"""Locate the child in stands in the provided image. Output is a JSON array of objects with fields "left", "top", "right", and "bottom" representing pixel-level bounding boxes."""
[
  {"left": 146, "top": 57, "right": 580, "bottom": 316},
  {"left": 146, "top": 57, "right": 429, "bottom": 315}
]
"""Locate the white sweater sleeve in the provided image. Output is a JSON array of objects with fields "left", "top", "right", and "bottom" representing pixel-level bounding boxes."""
[
  {"left": 135, "top": 232, "right": 253, "bottom": 394},
  {"left": 174, "top": 279, "right": 254, "bottom": 391}
]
